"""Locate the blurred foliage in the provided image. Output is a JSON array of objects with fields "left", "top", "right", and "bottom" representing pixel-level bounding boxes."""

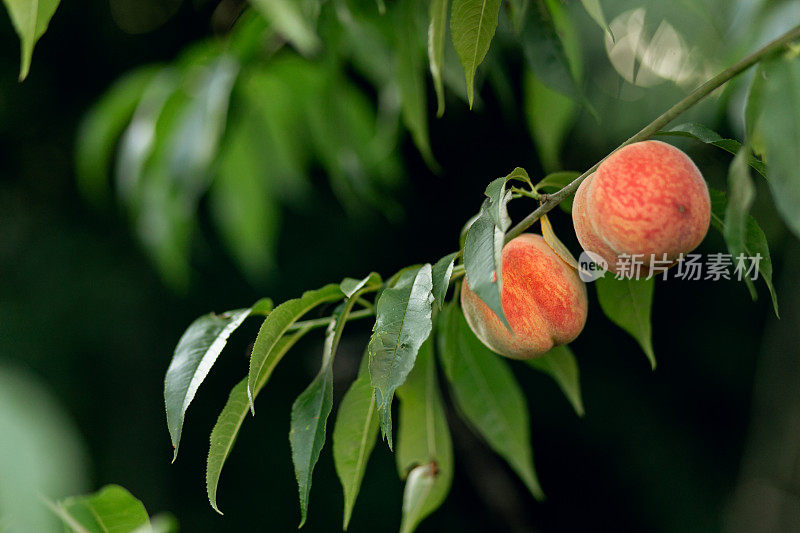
[{"left": 3, "top": 0, "right": 800, "bottom": 531}]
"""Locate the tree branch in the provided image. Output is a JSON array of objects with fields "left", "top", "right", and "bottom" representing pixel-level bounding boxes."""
[{"left": 505, "top": 23, "right": 800, "bottom": 242}]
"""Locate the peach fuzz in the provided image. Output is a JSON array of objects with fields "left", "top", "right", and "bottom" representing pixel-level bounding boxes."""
[
  {"left": 572, "top": 140, "right": 710, "bottom": 275},
  {"left": 460, "top": 234, "right": 588, "bottom": 359}
]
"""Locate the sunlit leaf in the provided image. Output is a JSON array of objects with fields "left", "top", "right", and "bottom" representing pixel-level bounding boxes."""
[
  {"left": 165, "top": 299, "right": 272, "bottom": 461},
  {"left": 396, "top": 339, "right": 453, "bottom": 533},
  {"left": 368, "top": 264, "right": 434, "bottom": 449},
  {"left": 2, "top": 0, "right": 60, "bottom": 79},
  {"left": 760, "top": 55, "right": 800, "bottom": 240},
  {"left": 438, "top": 304, "right": 543, "bottom": 499},
  {"left": 206, "top": 330, "right": 310, "bottom": 514},
  {"left": 247, "top": 285, "right": 344, "bottom": 412},
  {"left": 51, "top": 485, "right": 150, "bottom": 533},
  {"left": 526, "top": 345, "right": 584, "bottom": 416},
  {"left": 595, "top": 276, "right": 656, "bottom": 369},
  {"left": 340, "top": 272, "right": 383, "bottom": 299},
  {"left": 332, "top": 353, "right": 379, "bottom": 530},
  {"left": 450, "top": 0, "right": 502, "bottom": 108},
  {"left": 428, "top": 0, "right": 449, "bottom": 116}
]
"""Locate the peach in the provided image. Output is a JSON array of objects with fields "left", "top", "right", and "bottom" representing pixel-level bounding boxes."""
[
  {"left": 460, "top": 234, "right": 588, "bottom": 359},
  {"left": 572, "top": 140, "right": 710, "bottom": 275}
]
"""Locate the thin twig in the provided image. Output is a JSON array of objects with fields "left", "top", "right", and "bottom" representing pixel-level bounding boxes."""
[{"left": 505, "top": 24, "right": 800, "bottom": 242}]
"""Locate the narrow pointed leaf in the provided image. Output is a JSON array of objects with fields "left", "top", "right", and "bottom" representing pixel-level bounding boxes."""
[
  {"left": 580, "top": 0, "right": 611, "bottom": 36},
  {"left": 761, "top": 55, "right": 800, "bottom": 240},
  {"left": 396, "top": 339, "right": 453, "bottom": 533},
  {"left": 526, "top": 345, "right": 584, "bottom": 416},
  {"left": 290, "top": 361, "right": 334, "bottom": 528},
  {"left": 595, "top": 276, "right": 655, "bottom": 369},
  {"left": 709, "top": 189, "right": 779, "bottom": 317},
  {"left": 428, "top": 0, "right": 449, "bottom": 117},
  {"left": 368, "top": 264, "right": 434, "bottom": 449},
  {"left": 206, "top": 330, "right": 310, "bottom": 514},
  {"left": 332, "top": 355, "right": 380, "bottom": 530},
  {"left": 450, "top": 0, "right": 502, "bottom": 107},
  {"left": 397, "top": 0, "right": 436, "bottom": 167},
  {"left": 507, "top": 0, "right": 529, "bottom": 34},
  {"left": 464, "top": 201, "right": 509, "bottom": 329},
  {"left": 247, "top": 284, "right": 344, "bottom": 412},
  {"left": 165, "top": 298, "right": 272, "bottom": 460},
  {"left": 656, "top": 123, "right": 767, "bottom": 178},
  {"left": 292, "top": 283, "right": 370, "bottom": 526},
  {"left": 438, "top": 304, "right": 543, "bottom": 499},
  {"left": 524, "top": 71, "right": 577, "bottom": 173},
  {"left": 431, "top": 252, "right": 458, "bottom": 310},
  {"left": 52, "top": 485, "right": 150, "bottom": 532},
  {"left": 249, "top": 0, "right": 320, "bottom": 55},
  {"left": 76, "top": 67, "right": 157, "bottom": 206},
  {"left": 340, "top": 272, "right": 382, "bottom": 299},
  {"left": 724, "top": 148, "right": 756, "bottom": 267},
  {"left": 2, "top": 0, "right": 60, "bottom": 80}
]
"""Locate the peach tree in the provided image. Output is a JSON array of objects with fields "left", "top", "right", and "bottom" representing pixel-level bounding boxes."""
[{"left": 153, "top": 3, "right": 799, "bottom": 532}]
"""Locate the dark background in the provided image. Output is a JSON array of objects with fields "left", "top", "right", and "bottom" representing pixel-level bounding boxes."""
[{"left": 2, "top": 1, "right": 799, "bottom": 531}]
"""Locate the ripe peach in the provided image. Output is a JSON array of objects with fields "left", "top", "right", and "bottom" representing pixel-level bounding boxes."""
[
  {"left": 572, "top": 140, "right": 710, "bottom": 275},
  {"left": 460, "top": 234, "right": 588, "bottom": 359}
]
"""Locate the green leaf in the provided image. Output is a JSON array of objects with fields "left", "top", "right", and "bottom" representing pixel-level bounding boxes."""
[
  {"left": 595, "top": 276, "right": 655, "bottom": 369},
  {"left": 709, "top": 189, "right": 779, "bottom": 317},
  {"left": 75, "top": 67, "right": 157, "bottom": 206},
  {"left": 507, "top": 0, "right": 529, "bottom": 34},
  {"left": 450, "top": 0, "right": 502, "bottom": 108},
  {"left": 580, "top": 0, "right": 611, "bottom": 37},
  {"left": 51, "top": 485, "right": 150, "bottom": 533},
  {"left": 292, "top": 281, "right": 369, "bottom": 527},
  {"left": 745, "top": 64, "right": 766, "bottom": 157},
  {"left": 332, "top": 354, "right": 380, "bottom": 530},
  {"left": 438, "top": 304, "right": 543, "bottom": 499},
  {"left": 248, "top": 285, "right": 344, "bottom": 412},
  {"left": 396, "top": 339, "right": 453, "bottom": 533},
  {"left": 431, "top": 252, "right": 458, "bottom": 311},
  {"left": 526, "top": 345, "right": 584, "bottom": 416},
  {"left": 340, "top": 272, "right": 383, "bottom": 299},
  {"left": 165, "top": 299, "right": 272, "bottom": 461},
  {"left": 760, "top": 55, "right": 800, "bottom": 240},
  {"left": 368, "top": 264, "right": 434, "bottom": 450},
  {"left": 524, "top": 71, "right": 577, "bottom": 173},
  {"left": 397, "top": 0, "right": 436, "bottom": 167},
  {"left": 2, "top": 0, "right": 60, "bottom": 79},
  {"left": 428, "top": 0, "right": 449, "bottom": 117},
  {"left": 206, "top": 329, "right": 310, "bottom": 514},
  {"left": 464, "top": 201, "right": 508, "bottom": 329},
  {"left": 656, "top": 123, "right": 767, "bottom": 178},
  {"left": 724, "top": 147, "right": 756, "bottom": 271},
  {"left": 521, "top": 0, "right": 583, "bottom": 101},
  {"left": 290, "top": 346, "right": 335, "bottom": 529},
  {"left": 249, "top": 0, "right": 320, "bottom": 55},
  {"left": 535, "top": 170, "right": 580, "bottom": 212},
  {"left": 210, "top": 116, "right": 280, "bottom": 286}
]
